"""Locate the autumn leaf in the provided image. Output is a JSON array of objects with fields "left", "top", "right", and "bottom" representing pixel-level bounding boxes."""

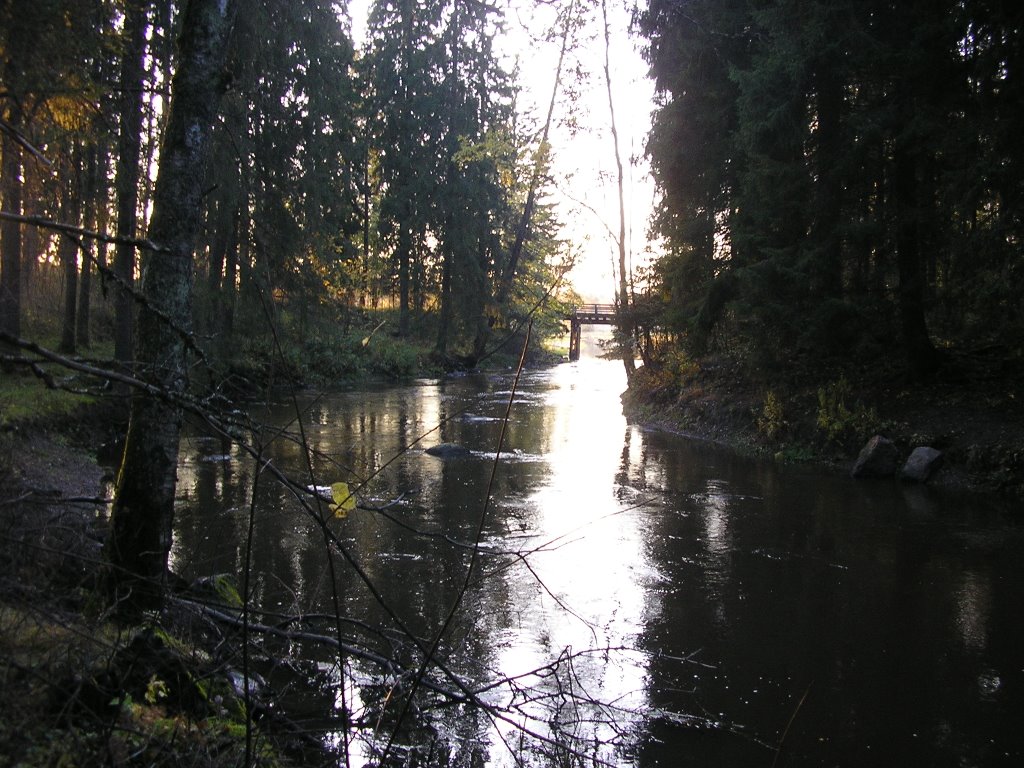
[{"left": 330, "top": 482, "right": 357, "bottom": 518}]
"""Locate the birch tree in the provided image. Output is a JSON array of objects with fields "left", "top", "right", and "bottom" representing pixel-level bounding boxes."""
[{"left": 106, "top": 0, "right": 237, "bottom": 610}]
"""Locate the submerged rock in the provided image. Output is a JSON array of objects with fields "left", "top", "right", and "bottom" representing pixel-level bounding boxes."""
[
  {"left": 902, "top": 446, "right": 944, "bottom": 482},
  {"left": 851, "top": 435, "right": 898, "bottom": 478},
  {"left": 425, "top": 443, "right": 471, "bottom": 458}
]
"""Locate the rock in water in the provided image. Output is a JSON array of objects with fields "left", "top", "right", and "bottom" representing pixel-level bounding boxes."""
[
  {"left": 851, "top": 435, "right": 898, "bottom": 478},
  {"left": 425, "top": 443, "right": 471, "bottom": 458},
  {"left": 901, "top": 446, "right": 944, "bottom": 482}
]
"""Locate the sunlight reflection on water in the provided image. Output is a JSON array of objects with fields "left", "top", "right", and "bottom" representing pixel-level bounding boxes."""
[
  {"left": 484, "top": 359, "right": 653, "bottom": 761},
  {"left": 173, "top": 350, "right": 1024, "bottom": 767}
]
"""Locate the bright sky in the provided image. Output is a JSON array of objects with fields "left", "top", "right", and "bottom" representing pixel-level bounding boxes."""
[{"left": 349, "top": 0, "right": 656, "bottom": 302}]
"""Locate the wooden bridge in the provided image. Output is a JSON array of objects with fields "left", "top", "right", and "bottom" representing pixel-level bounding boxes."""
[{"left": 568, "top": 303, "right": 617, "bottom": 361}]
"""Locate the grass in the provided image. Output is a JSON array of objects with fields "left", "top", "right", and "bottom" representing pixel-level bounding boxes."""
[{"left": 0, "top": 373, "right": 96, "bottom": 429}]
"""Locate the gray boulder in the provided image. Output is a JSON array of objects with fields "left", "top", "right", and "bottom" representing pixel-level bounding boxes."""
[
  {"left": 901, "top": 446, "right": 944, "bottom": 483},
  {"left": 425, "top": 443, "right": 471, "bottom": 458},
  {"left": 851, "top": 435, "right": 899, "bottom": 478}
]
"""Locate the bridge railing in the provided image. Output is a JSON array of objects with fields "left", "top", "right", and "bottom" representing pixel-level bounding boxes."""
[{"left": 571, "top": 303, "right": 617, "bottom": 319}]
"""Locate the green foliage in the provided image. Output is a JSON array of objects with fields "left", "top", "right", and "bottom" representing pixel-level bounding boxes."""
[
  {"left": 4, "top": 0, "right": 573, "bottom": 381},
  {"left": 629, "top": 348, "right": 701, "bottom": 403},
  {"left": 815, "top": 377, "right": 879, "bottom": 445},
  {"left": 199, "top": 574, "right": 244, "bottom": 610},
  {"left": 664, "top": 348, "right": 701, "bottom": 385},
  {"left": 299, "top": 334, "right": 362, "bottom": 383},
  {"left": 226, "top": 314, "right": 431, "bottom": 387},
  {"left": 364, "top": 0, "right": 572, "bottom": 354},
  {"left": 757, "top": 391, "right": 785, "bottom": 441},
  {"left": 0, "top": 603, "right": 289, "bottom": 768},
  {"left": 145, "top": 674, "right": 169, "bottom": 705},
  {"left": 365, "top": 335, "right": 420, "bottom": 379},
  {"left": 774, "top": 444, "right": 817, "bottom": 463},
  {"left": 816, "top": 378, "right": 854, "bottom": 443}
]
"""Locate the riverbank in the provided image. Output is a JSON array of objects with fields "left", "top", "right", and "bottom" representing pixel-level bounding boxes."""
[
  {"left": 621, "top": 348, "right": 1024, "bottom": 498},
  {"left": 0, "top": 423, "right": 322, "bottom": 766}
]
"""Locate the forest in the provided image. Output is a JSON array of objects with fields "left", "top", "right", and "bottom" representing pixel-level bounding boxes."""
[
  {"left": 0, "top": 0, "right": 577, "bottom": 389},
  {"left": 2, "top": 0, "right": 1024, "bottom": 765},
  {"left": 0, "top": 1, "right": 617, "bottom": 764},
  {"left": 634, "top": 0, "right": 1023, "bottom": 379}
]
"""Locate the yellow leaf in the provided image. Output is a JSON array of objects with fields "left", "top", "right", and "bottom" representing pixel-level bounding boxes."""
[{"left": 330, "top": 482, "right": 357, "bottom": 518}]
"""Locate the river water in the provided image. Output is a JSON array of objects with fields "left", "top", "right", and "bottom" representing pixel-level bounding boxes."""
[{"left": 172, "top": 346, "right": 1024, "bottom": 767}]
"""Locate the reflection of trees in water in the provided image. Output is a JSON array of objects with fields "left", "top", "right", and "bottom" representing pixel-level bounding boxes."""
[
  {"left": 182, "top": 362, "right": 1024, "bottom": 767},
  {"left": 174, "top": 365, "right": 687, "bottom": 766}
]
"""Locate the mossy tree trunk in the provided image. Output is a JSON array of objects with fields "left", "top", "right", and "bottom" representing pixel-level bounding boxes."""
[
  {"left": 106, "top": 0, "right": 237, "bottom": 611},
  {"left": 0, "top": 130, "right": 23, "bottom": 347}
]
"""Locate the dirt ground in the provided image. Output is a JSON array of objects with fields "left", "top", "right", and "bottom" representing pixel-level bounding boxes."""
[{"left": 6, "top": 433, "right": 110, "bottom": 500}]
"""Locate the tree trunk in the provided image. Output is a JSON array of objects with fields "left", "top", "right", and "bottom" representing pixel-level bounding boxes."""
[
  {"left": 892, "top": 121, "right": 938, "bottom": 376},
  {"left": 58, "top": 147, "right": 82, "bottom": 354},
  {"left": 0, "top": 5, "right": 38, "bottom": 352},
  {"left": 106, "top": 0, "right": 237, "bottom": 611},
  {"left": 223, "top": 204, "right": 241, "bottom": 337},
  {"left": 205, "top": 176, "right": 237, "bottom": 338},
  {"left": 77, "top": 142, "right": 103, "bottom": 348},
  {"left": 113, "top": 0, "right": 150, "bottom": 368},
  {"left": 435, "top": 244, "right": 452, "bottom": 356},
  {"left": 601, "top": 0, "right": 635, "bottom": 378},
  {"left": 0, "top": 132, "right": 22, "bottom": 348},
  {"left": 812, "top": 56, "right": 844, "bottom": 299},
  {"left": 397, "top": 219, "right": 411, "bottom": 336}
]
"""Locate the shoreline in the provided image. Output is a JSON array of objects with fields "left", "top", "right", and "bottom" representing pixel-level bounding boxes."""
[{"left": 620, "top": 356, "right": 1024, "bottom": 500}]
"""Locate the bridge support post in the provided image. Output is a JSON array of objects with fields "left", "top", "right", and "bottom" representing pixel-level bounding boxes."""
[
  {"left": 566, "top": 304, "right": 615, "bottom": 360},
  {"left": 569, "top": 319, "right": 581, "bottom": 362}
]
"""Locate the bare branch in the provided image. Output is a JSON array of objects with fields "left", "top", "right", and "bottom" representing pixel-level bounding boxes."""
[
  {"left": 0, "top": 210, "right": 165, "bottom": 253},
  {"left": 0, "top": 118, "right": 52, "bottom": 167}
]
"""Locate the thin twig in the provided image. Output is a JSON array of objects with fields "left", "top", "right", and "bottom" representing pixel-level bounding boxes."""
[{"left": 773, "top": 683, "right": 812, "bottom": 768}]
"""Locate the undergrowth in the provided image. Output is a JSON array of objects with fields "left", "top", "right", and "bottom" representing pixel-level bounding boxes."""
[{"left": 0, "top": 438, "right": 297, "bottom": 768}]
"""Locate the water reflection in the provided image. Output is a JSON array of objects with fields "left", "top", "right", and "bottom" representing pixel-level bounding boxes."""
[
  {"left": 174, "top": 358, "right": 1024, "bottom": 766},
  {"left": 955, "top": 570, "right": 991, "bottom": 651}
]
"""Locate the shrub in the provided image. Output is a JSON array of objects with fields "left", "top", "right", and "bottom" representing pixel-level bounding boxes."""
[
  {"left": 757, "top": 390, "right": 785, "bottom": 441},
  {"left": 301, "top": 334, "right": 361, "bottom": 383},
  {"left": 365, "top": 336, "right": 419, "bottom": 378},
  {"left": 816, "top": 377, "right": 879, "bottom": 445}
]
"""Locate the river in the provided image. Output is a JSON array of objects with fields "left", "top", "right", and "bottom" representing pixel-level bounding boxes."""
[{"left": 172, "top": 345, "right": 1024, "bottom": 767}]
